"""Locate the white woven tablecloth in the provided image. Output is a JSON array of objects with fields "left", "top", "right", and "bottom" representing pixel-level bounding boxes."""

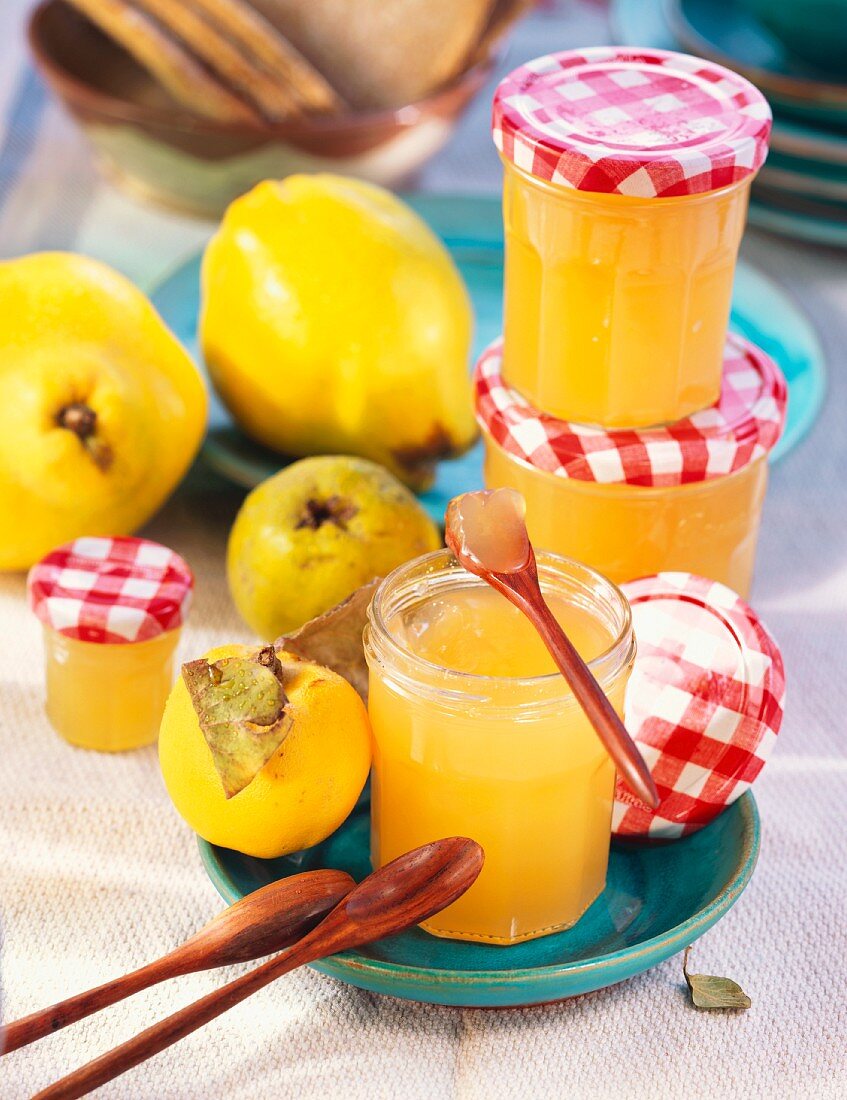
[{"left": 1, "top": 2, "right": 845, "bottom": 1097}]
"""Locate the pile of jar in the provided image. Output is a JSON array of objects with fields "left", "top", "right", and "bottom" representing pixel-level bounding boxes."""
[{"left": 477, "top": 47, "right": 786, "bottom": 596}]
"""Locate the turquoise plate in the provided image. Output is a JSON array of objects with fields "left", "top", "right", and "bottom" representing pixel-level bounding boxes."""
[
  {"left": 759, "top": 150, "right": 847, "bottom": 203},
  {"left": 198, "top": 792, "right": 759, "bottom": 1008},
  {"left": 150, "top": 194, "right": 825, "bottom": 524}
]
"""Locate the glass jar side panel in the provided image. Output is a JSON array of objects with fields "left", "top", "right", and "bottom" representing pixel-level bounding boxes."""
[
  {"left": 500, "top": 161, "right": 751, "bottom": 427},
  {"left": 368, "top": 667, "right": 625, "bottom": 944},
  {"left": 43, "top": 628, "right": 181, "bottom": 751},
  {"left": 483, "top": 440, "right": 768, "bottom": 596}
]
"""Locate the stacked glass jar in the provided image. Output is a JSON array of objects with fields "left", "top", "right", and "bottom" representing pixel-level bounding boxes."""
[
  {"left": 365, "top": 49, "right": 788, "bottom": 948},
  {"left": 478, "top": 47, "right": 786, "bottom": 596}
]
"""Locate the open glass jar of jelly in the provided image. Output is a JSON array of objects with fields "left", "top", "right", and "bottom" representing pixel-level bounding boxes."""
[
  {"left": 27, "top": 536, "right": 193, "bottom": 752},
  {"left": 364, "top": 548, "right": 635, "bottom": 945},
  {"left": 475, "top": 332, "right": 787, "bottom": 597},
  {"left": 492, "top": 47, "right": 771, "bottom": 427}
]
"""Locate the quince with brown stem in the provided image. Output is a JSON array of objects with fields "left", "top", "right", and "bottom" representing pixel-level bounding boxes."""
[
  {"left": 159, "top": 642, "right": 372, "bottom": 859},
  {"left": 227, "top": 455, "right": 440, "bottom": 639},
  {"left": 0, "top": 253, "right": 207, "bottom": 570},
  {"left": 200, "top": 175, "right": 478, "bottom": 490}
]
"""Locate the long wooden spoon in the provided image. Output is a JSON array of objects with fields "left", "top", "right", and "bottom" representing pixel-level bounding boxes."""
[
  {"left": 34, "top": 837, "right": 484, "bottom": 1100},
  {"left": 3, "top": 868, "right": 353, "bottom": 1054},
  {"left": 445, "top": 489, "right": 659, "bottom": 810}
]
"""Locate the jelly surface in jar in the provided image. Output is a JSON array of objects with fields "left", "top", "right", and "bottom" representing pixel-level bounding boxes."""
[{"left": 367, "top": 555, "right": 632, "bottom": 945}]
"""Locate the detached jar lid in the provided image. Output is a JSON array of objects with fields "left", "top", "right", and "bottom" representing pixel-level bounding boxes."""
[
  {"left": 615, "top": 572, "right": 785, "bottom": 839},
  {"left": 492, "top": 47, "right": 771, "bottom": 197},
  {"left": 474, "top": 333, "right": 787, "bottom": 487},
  {"left": 28, "top": 536, "right": 193, "bottom": 644}
]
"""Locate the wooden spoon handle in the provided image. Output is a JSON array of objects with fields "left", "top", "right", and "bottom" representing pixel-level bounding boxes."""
[
  {"left": 2, "top": 957, "right": 175, "bottom": 1055},
  {"left": 31, "top": 941, "right": 319, "bottom": 1100},
  {"left": 514, "top": 574, "right": 659, "bottom": 809},
  {"left": 34, "top": 838, "right": 483, "bottom": 1100}
]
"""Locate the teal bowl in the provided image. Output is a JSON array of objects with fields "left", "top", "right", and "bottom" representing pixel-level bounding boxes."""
[
  {"left": 198, "top": 792, "right": 760, "bottom": 1008},
  {"left": 740, "top": 0, "right": 847, "bottom": 74}
]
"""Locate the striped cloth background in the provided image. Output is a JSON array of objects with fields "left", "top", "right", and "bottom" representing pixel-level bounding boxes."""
[{"left": 1, "top": 2, "right": 845, "bottom": 1098}]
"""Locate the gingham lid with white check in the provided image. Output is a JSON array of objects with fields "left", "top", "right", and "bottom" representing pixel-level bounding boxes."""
[
  {"left": 615, "top": 572, "right": 784, "bottom": 839},
  {"left": 28, "top": 536, "right": 193, "bottom": 644},
  {"left": 492, "top": 47, "right": 771, "bottom": 196},
  {"left": 474, "top": 332, "right": 787, "bottom": 487}
]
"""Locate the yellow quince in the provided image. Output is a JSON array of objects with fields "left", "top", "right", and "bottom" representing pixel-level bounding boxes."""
[
  {"left": 200, "top": 175, "right": 477, "bottom": 490},
  {"left": 0, "top": 253, "right": 207, "bottom": 570}
]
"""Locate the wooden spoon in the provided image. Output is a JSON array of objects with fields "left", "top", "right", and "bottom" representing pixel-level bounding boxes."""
[
  {"left": 3, "top": 868, "right": 353, "bottom": 1054},
  {"left": 34, "top": 837, "right": 483, "bottom": 1100},
  {"left": 445, "top": 489, "right": 659, "bottom": 810}
]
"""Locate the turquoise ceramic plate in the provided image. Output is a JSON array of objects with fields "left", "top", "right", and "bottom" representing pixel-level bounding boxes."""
[
  {"left": 150, "top": 194, "right": 825, "bottom": 523},
  {"left": 759, "top": 150, "right": 847, "bottom": 203},
  {"left": 748, "top": 187, "right": 847, "bottom": 246},
  {"left": 198, "top": 792, "right": 759, "bottom": 1008}
]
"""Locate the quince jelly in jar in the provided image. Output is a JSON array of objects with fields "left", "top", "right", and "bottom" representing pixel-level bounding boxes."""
[
  {"left": 474, "top": 333, "right": 787, "bottom": 597},
  {"left": 492, "top": 48, "right": 771, "bottom": 427},
  {"left": 28, "top": 537, "right": 193, "bottom": 752},
  {"left": 364, "top": 550, "right": 634, "bottom": 945}
]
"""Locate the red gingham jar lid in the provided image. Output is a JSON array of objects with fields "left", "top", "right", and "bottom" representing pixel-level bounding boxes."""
[
  {"left": 474, "top": 333, "right": 787, "bottom": 487},
  {"left": 28, "top": 537, "right": 193, "bottom": 644},
  {"left": 492, "top": 47, "right": 771, "bottom": 197},
  {"left": 614, "top": 572, "right": 785, "bottom": 839}
]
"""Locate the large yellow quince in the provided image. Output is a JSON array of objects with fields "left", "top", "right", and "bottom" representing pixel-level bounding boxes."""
[
  {"left": 200, "top": 175, "right": 477, "bottom": 490},
  {"left": 0, "top": 253, "right": 207, "bottom": 570}
]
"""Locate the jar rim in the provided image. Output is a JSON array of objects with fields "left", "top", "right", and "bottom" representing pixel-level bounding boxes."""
[{"left": 366, "top": 548, "right": 634, "bottom": 695}]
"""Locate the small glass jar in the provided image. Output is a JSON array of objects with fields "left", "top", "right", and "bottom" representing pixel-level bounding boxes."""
[
  {"left": 364, "top": 549, "right": 635, "bottom": 945},
  {"left": 28, "top": 536, "right": 193, "bottom": 752},
  {"left": 475, "top": 333, "right": 787, "bottom": 598},
  {"left": 492, "top": 47, "right": 771, "bottom": 427},
  {"left": 501, "top": 169, "right": 752, "bottom": 426},
  {"left": 42, "top": 629, "right": 183, "bottom": 752}
]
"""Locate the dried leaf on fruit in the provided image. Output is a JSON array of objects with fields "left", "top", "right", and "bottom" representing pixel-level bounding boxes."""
[
  {"left": 183, "top": 647, "right": 293, "bottom": 799},
  {"left": 276, "top": 579, "right": 379, "bottom": 702},
  {"left": 683, "top": 947, "right": 752, "bottom": 1011}
]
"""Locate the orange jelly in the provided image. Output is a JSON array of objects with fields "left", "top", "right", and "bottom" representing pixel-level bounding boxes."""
[
  {"left": 364, "top": 550, "right": 634, "bottom": 944},
  {"left": 28, "top": 536, "right": 193, "bottom": 752},
  {"left": 475, "top": 333, "right": 787, "bottom": 597},
  {"left": 492, "top": 47, "right": 771, "bottom": 427}
]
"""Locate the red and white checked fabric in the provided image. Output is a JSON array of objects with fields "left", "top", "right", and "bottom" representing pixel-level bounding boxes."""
[
  {"left": 492, "top": 47, "right": 771, "bottom": 196},
  {"left": 28, "top": 537, "right": 193, "bottom": 644},
  {"left": 474, "top": 333, "right": 787, "bottom": 487},
  {"left": 614, "top": 572, "right": 785, "bottom": 839}
]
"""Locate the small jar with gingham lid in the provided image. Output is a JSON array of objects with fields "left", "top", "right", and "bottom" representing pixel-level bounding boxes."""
[
  {"left": 492, "top": 47, "right": 771, "bottom": 428},
  {"left": 475, "top": 331, "right": 787, "bottom": 597},
  {"left": 27, "top": 536, "right": 193, "bottom": 752}
]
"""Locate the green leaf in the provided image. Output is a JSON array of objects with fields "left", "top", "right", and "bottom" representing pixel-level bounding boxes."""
[
  {"left": 683, "top": 946, "right": 751, "bottom": 1011},
  {"left": 183, "top": 646, "right": 292, "bottom": 800}
]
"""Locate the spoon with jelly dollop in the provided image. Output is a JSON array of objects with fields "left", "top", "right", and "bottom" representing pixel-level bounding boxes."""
[{"left": 445, "top": 488, "right": 659, "bottom": 809}]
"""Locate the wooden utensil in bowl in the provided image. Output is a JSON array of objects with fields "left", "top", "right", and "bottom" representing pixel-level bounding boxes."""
[{"left": 28, "top": 0, "right": 505, "bottom": 215}]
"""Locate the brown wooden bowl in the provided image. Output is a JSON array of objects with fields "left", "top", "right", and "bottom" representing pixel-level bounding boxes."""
[{"left": 29, "top": 0, "right": 497, "bottom": 217}]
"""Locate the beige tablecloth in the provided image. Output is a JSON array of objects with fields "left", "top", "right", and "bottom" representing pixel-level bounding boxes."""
[{"left": 1, "top": 2, "right": 845, "bottom": 1097}]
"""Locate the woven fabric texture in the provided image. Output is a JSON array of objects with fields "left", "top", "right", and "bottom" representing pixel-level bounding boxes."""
[{"left": 0, "top": 3, "right": 844, "bottom": 1098}]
